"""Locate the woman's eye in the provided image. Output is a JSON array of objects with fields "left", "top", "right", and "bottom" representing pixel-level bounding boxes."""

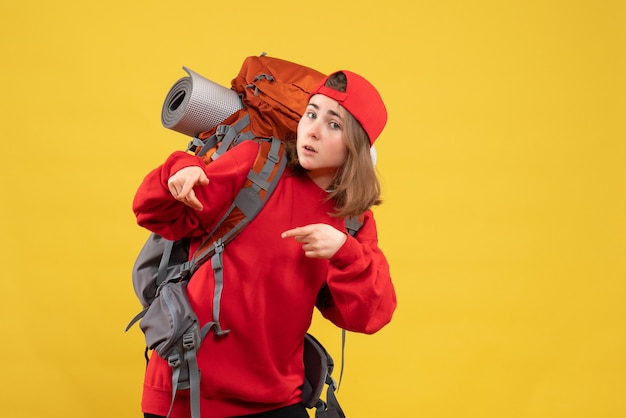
[
  {"left": 307, "top": 111, "right": 316, "bottom": 119},
  {"left": 329, "top": 121, "right": 341, "bottom": 130}
]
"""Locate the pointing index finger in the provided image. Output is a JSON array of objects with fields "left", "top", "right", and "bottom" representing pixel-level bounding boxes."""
[{"left": 281, "top": 226, "right": 309, "bottom": 239}]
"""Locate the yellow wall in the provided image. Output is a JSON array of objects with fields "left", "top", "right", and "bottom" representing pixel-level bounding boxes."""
[{"left": 1, "top": 1, "right": 624, "bottom": 417}]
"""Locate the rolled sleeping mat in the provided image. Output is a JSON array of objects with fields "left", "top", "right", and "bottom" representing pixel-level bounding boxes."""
[{"left": 161, "top": 67, "right": 244, "bottom": 137}]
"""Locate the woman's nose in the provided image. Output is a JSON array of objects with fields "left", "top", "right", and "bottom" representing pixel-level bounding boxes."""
[{"left": 307, "top": 120, "right": 321, "bottom": 140}]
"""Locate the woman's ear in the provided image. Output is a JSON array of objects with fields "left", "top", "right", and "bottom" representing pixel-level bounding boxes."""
[{"left": 370, "top": 145, "right": 377, "bottom": 167}]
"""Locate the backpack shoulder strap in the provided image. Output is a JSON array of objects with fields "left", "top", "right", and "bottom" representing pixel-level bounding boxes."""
[
  {"left": 335, "top": 214, "right": 364, "bottom": 389},
  {"left": 188, "top": 137, "right": 285, "bottom": 271},
  {"left": 181, "top": 137, "right": 287, "bottom": 335},
  {"left": 344, "top": 214, "right": 364, "bottom": 237}
]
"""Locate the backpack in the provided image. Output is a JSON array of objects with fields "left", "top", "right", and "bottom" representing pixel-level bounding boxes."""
[
  {"left": 127, "top": 54, "right": 357, "bottom": 418},
  {"left": 163, "top": 53, "right": 326, "bottom": 163}
]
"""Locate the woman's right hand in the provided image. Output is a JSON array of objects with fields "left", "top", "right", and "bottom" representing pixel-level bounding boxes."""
[{"left": 167, "top": 166, "right": 210, "bottom": 211}]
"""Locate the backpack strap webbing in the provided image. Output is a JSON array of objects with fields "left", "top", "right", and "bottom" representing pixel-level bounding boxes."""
[
  {"left": 157, "top": 239, "right": 176, "bottom": 286},
  {"left": 344, "top": 215, "right": 363, "bottom": 237},
  {"left": 166, "top": 321, "right": 213, "bottom": 418},
  {"left": 189, "top": 114, "right": 254, "bottom": 159},
  {"left": 335, "top": 214, "right": 364, "bottom": 392},
  {"left": 209, "top": 114, "right": 255, "bottom": 160},
  {"left": 338, "top": 329, "right": 346, "bottom": 391},
  {"left": 318, "top": 381, "right": 346, "bottom": 418},
  {"left": 181, "top": 137, "right": 286, "bottom": 335},
  {"left": 168, "top": 328, "right": 202, "bottom": 418}
]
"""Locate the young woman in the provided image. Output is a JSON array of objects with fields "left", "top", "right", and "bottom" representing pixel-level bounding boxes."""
[{"left": 133, "top": 69, "right": 397, "bottom": 418}]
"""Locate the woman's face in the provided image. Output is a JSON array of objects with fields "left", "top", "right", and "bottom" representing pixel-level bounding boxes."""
[{"left": 296, "top": 94, "right": 349, "bottom": 188}]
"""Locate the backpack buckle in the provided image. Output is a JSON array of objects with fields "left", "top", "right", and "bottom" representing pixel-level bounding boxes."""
[
  {"left": 182, "top": 332, "right": 195, "bottom": 350},
  {"left": 179, "top": 261, "right": 192, "bottom": 279},
  {"left": 187, "top": 136, "right": 205, "bottom": 153},
  {"left": 168, "top": 353, "right": 181, "bottom": 368},
  {"left": 216, "top": 124, "right": 229, "bottom": 137}
]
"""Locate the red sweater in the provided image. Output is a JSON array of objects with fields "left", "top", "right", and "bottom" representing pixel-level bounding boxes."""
[{"left": 133, "top": 140, "right": 396, "bottom": 417}]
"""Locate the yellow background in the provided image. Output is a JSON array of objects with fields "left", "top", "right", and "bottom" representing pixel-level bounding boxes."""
[{"left": 1, "top": 1, "right": 624, "bottom": 417}]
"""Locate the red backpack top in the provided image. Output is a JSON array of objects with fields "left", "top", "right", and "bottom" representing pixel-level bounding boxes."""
[
  {"left": 232, "top": 54, "right": 326, "bottom": 140},
  {"left": 171, "top": 54, "right": 326, "bottom": 163}
]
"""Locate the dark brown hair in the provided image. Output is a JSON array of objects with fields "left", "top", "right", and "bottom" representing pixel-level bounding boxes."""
[{"left": 285, "top": 72, "right": 382, "bottom": 218}]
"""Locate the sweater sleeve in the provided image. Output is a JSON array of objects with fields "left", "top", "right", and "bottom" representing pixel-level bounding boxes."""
[
  {"left": 318, "top": 210, "right": 397, "bottom": 334},
  {"left": 132, "top": 141, "right": 259, "bottom": 241}
]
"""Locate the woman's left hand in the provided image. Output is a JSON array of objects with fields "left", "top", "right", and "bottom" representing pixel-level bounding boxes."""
[{"left": 281, "top": 224, "right": 347, "bottom": 259}]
